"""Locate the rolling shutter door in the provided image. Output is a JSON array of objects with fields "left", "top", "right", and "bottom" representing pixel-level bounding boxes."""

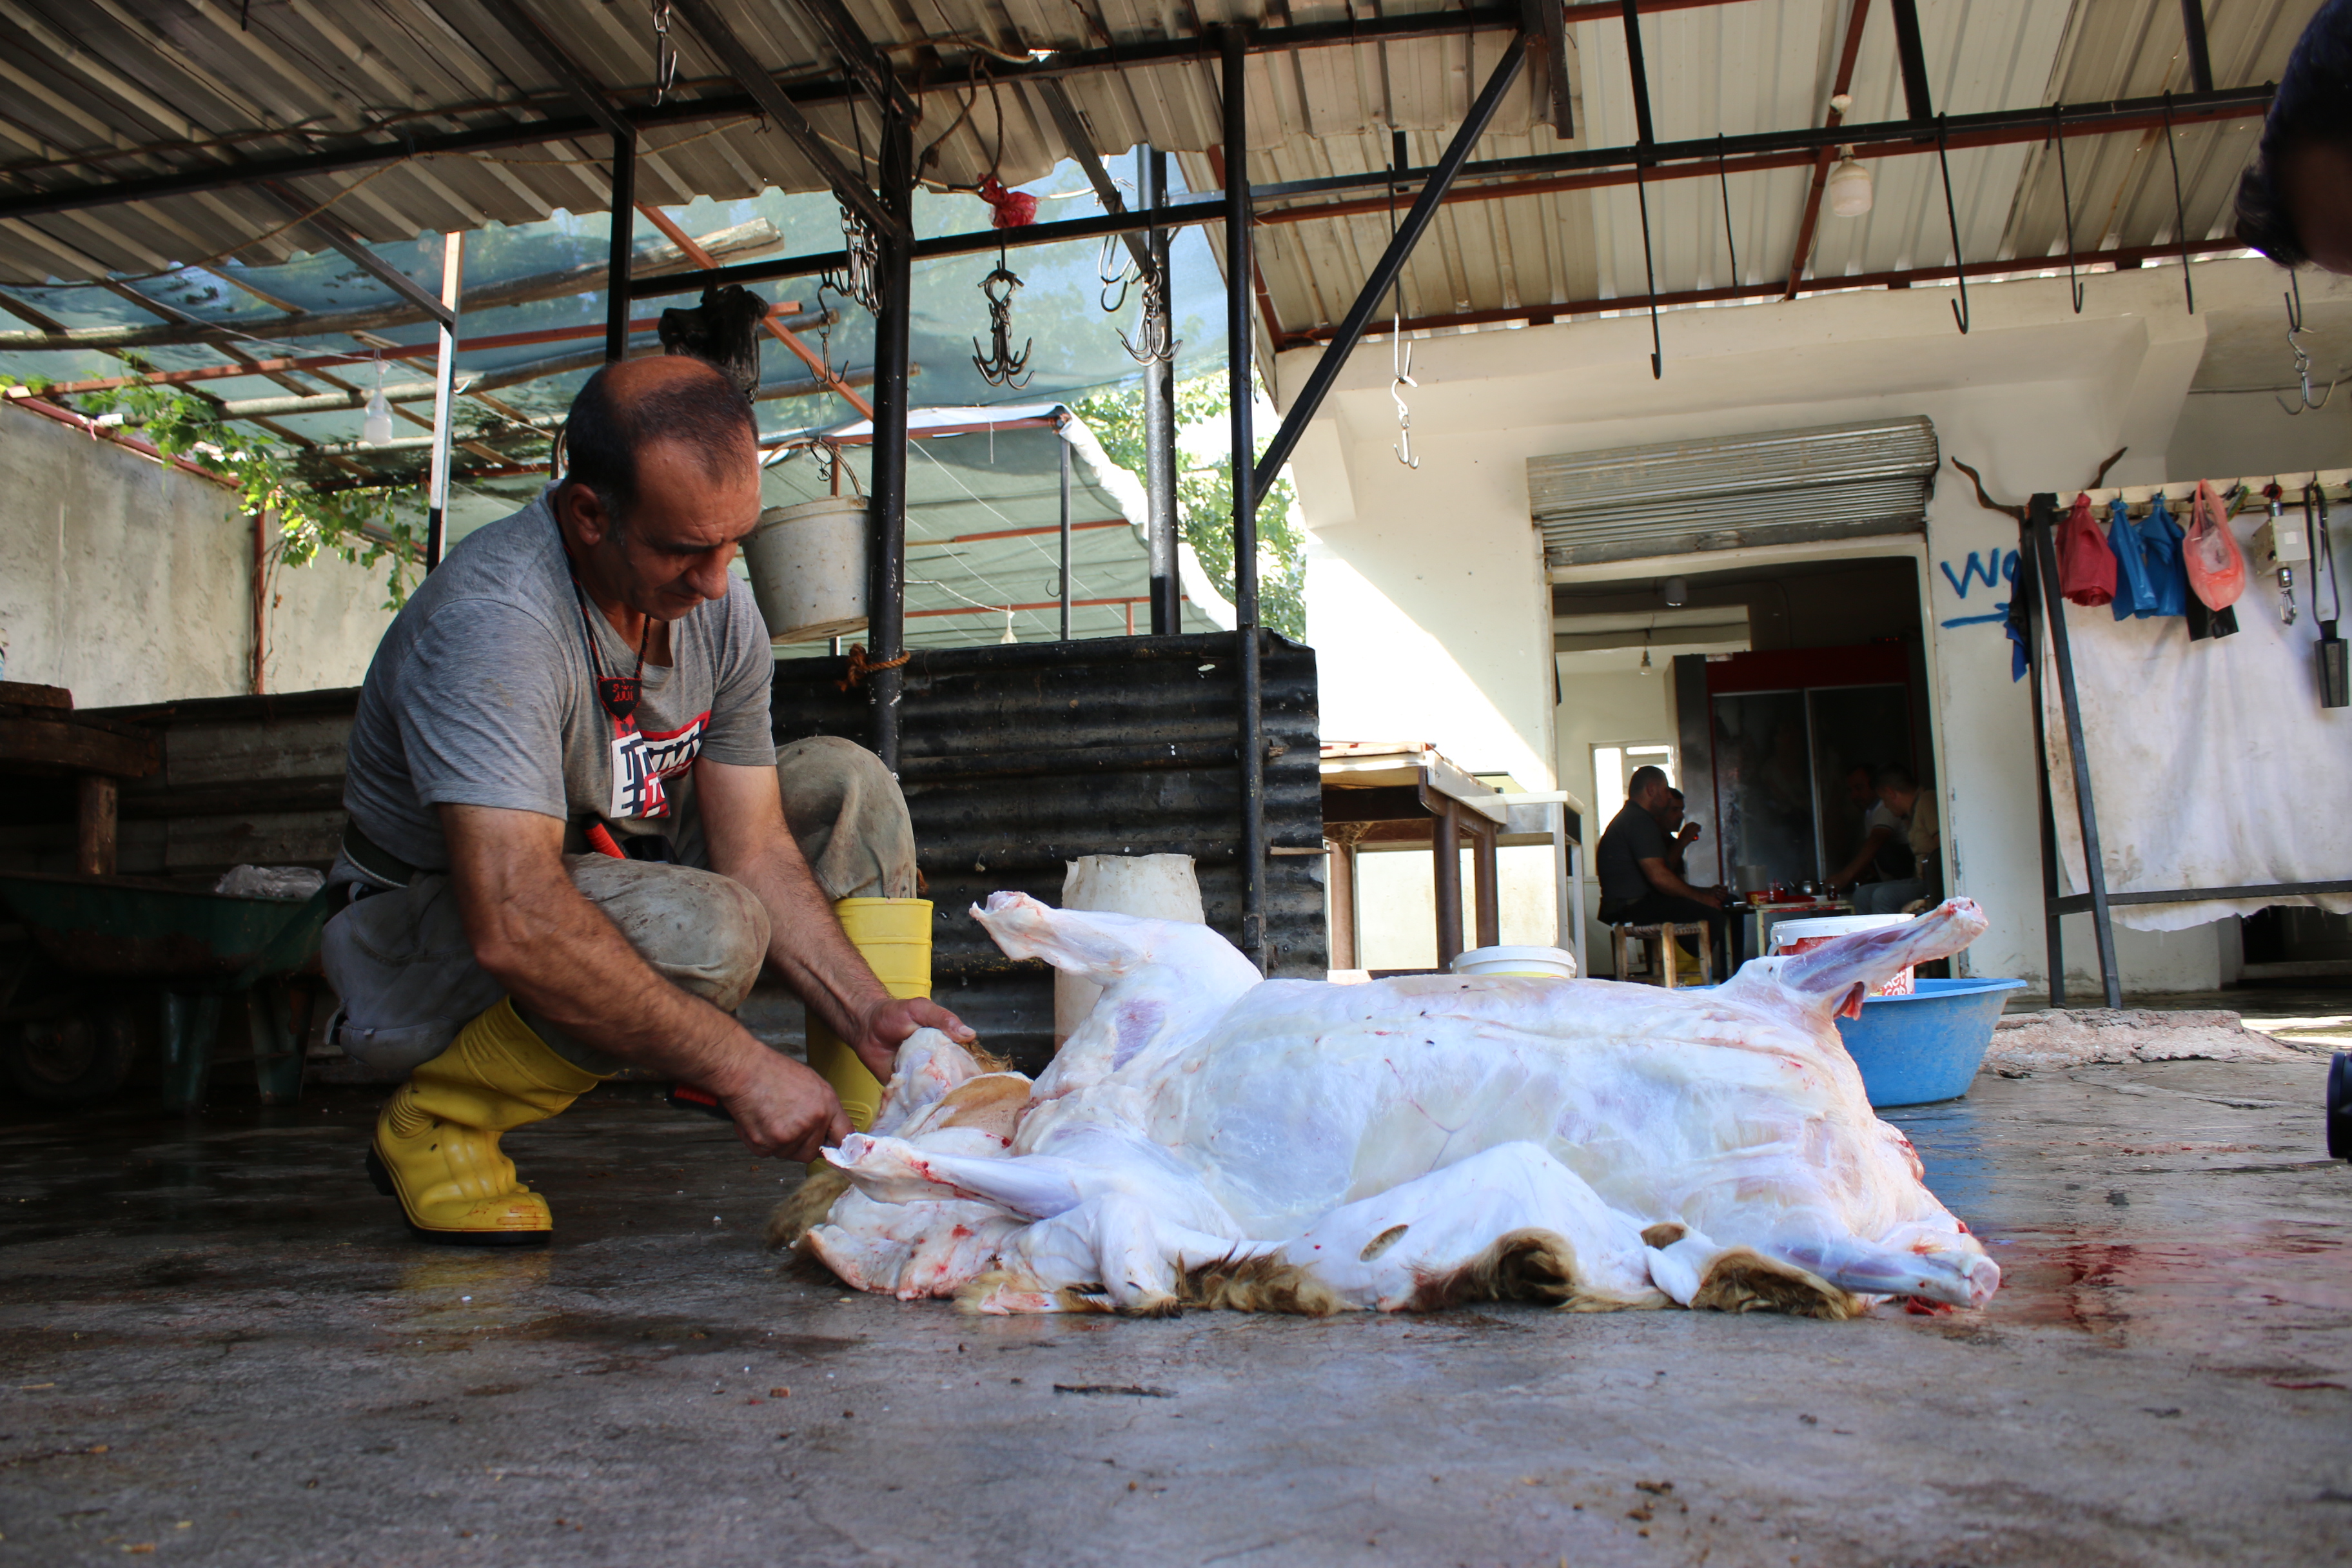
[{"left": 1527, "top": 416, "right": 1939, "bottom": 567}]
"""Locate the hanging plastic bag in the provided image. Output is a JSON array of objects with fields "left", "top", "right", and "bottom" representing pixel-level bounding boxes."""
[
  {"left": 2058, "top": 492, "right": 2115, "bottom": 607},
  {"left": 2139, "top": 492, "right": 2190, "bottom": 618},
  {"left": 2108, "top": 496, "right": 2160, "bottom": 619},
  {"left": 2184, "top": 479, "right": 2248, "bottom": 611}
]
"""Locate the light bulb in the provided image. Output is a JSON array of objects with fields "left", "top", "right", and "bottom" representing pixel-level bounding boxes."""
[
  {"left": 1827, "top": 154, "right": 1873, "bottom": 218},
  {"left": 999, "top": 609, "right": 1018, "bottom": 645},
  {"left": 1639, "top": 647, "right": 1653, "bottom": 674},
  {"left": 362, "top": 385, "right": 393, "bottom": 447}
]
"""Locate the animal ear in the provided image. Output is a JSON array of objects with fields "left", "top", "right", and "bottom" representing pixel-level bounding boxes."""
[{"left": 1837, "top": 983, "right": 1867, "bottom": 1021}]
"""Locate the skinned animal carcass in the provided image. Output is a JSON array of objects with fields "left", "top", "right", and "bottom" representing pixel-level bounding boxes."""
[{"left": 779, "top": 894, "right": 2002, "bottom": 1320}]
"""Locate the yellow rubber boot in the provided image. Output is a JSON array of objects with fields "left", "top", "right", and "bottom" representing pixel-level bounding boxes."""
[
  {"left": 366, "top": 999, "right": 605, "bottom": 1245},
  {"left": 805, "top": 897, "right": 932, "bottom": 1132}
]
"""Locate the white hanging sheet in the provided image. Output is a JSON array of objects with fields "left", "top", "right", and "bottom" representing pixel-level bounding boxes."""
[{"left": 2041, "top": 507, "right": 2352, "bottom": 932}]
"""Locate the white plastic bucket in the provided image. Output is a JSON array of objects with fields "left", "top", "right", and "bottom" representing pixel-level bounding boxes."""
[
  {"left": 1054, "top": 855, "right": 1206, "bottom": 1048},
  {"left": 1770, "top": 913, "right": 1916, "bottom": 995},
  {"left": 745, "top": 496, "right": 868, "bottom": 643},
  {"left": 1450, "top": 944, "right": 1578, "bottom": 979}
]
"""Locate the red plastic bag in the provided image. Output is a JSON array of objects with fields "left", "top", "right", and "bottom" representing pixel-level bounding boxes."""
[
  {"left": 2058, "top": 492, "right": 2115, "bottom": 607},
  {"left": 2184, "top": 479, "right": 2247, "bottom": 611},
  {"left": 977, "top": 176, "right": 1037, "bottom": 229}
]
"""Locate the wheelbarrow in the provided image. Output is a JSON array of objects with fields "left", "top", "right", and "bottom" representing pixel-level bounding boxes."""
[{"left": 0, "top": 871, "right": 335, "bottom": 1109}]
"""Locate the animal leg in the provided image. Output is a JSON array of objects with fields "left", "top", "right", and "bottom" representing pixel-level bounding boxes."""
[{"left": 1277, "top": 1143, "right": 1665, "bottom": 1312}]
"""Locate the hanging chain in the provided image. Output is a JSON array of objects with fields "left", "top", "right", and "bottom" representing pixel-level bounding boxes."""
[
  {"left": 649, "top": 2, "right": 680, "bottom": 107},
  {"left": 972, "top": 241, "right": 1034, "bottom": 388},
  {"left": 822, "top": 206, "right": 883, "bottom": 315}
]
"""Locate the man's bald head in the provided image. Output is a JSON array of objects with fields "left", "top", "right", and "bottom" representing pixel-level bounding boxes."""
[{"left": 561, "top": 355, "right": 758, "bottom": 529}]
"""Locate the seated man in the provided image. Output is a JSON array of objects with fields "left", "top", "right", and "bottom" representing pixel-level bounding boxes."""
[
  {"left": 1596, "top": 766, "right": 1727, "bottom": 972},
  {"left": 322, "top": 355, "right": 971, "bottom": 1245},
  {"left": 2235, "top": 0, "right": 2352, "bottom": 273},
  {"left": 1852, "top": 765, "right": 1941, "bottom": 916}
]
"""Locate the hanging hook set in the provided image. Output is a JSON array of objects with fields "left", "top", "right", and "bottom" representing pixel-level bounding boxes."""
[
  {"left": 971, "top": 242, "right": 1035, "bottom": 389},
  {"left": 1383, "top": 131, "right": 1419, "bottom": 467}
]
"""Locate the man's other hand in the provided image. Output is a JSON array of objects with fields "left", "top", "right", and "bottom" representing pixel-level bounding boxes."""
[
  {"left": 716, "top": 1053, "right": 853, "bottom": 1161},
  {"left": 1677, "top": 823, "right": 1703, "bottom": 846},
  {"left": 852, "top": 997, "right": 976, "bottom": 1082}
]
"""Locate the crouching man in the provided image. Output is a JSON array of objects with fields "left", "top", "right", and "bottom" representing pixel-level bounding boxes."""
[{"left": 321, "top": 355, "right": 968, "bottom": 1244}]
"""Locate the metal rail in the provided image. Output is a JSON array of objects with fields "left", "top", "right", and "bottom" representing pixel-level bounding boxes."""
[
  {"left": 626, "top": 84, "right": 2277, "bottom": 301},
  {"left": 1222, "top": 24, "right": 1268, "bottom": 972}
]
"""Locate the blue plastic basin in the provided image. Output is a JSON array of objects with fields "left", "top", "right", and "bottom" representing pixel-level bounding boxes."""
[{"left": 1835, "top": 977, "right": 2028, "bottom": 1107}]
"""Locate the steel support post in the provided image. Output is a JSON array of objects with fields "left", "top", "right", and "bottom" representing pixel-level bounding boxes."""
[
  {"left": 1889, "top": 0, "right": 1935, "bottom": 123},
  {"left": 1250, "top": 30, "right": 1527, "bottom": 495},
  {"left": 1222, "top": 26, "right": 1268, "bottom": 970},
  {"left": 1058, "top": 426, "right": 1073, "bottom": 640},
  {"left": 605, "top": 129, "right": 636, "bottom": 364},
  {"left": 2028, "top": 493, "right": 2122, "bottom": 1008},
  {"left": 425, "top": 231, "right": 465, "bottom": 570},
  {"left": 868, "top": 112, "right": 916, "bottom": 770},
  {"left": 1142, "top": 147, "right": 1182, "bottom": 635}
]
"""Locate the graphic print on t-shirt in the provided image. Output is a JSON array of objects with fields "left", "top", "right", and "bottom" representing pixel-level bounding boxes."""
[{"left": 607, "top": 709, "right": 710, "bottom": 819}]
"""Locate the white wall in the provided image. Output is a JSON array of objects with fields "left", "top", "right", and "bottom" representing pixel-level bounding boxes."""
[
  {"left": 0, "top": 410, "right": 391, "bottom": 705},
  {"left": 1282, "top": 258, "right": 2342, "bottom": 992}
]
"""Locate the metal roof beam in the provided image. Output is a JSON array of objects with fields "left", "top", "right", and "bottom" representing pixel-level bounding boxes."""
[
  {"left": 790, "top": 0, "right": 912, "bottom": 117},
  {"left": 665, "top": 0, "right": 897, "bottom": 239},
  {"left": 631, "top": 83, "right": 2275, "bottom": 300},
  {"left": 0, "top": 8, "right": 1533, "bottom": 224},
  {"left": 1249, "top": 30, "right": 1529, "bottom": 497},
  {"left": 1525, "top": 0, "right": 1574, "bottom": 136},
  {"left": 473, "top": 0, "right": 633, "bottom": 142},
  {"left": 2180, "top": 1, "right": 2215, "bottom": 95},
  {"left": 1035, "top": 81, "right": 1153, "bottom": 274},
  {"left": 255, "top": 182, "right": 454, "bottom": 327},
  {"left": 1279, "top": 235, "right": 2253, "bottom": 344},
  {"left": 1888, "top": 0, "right": 1934, "bottom": 124}
]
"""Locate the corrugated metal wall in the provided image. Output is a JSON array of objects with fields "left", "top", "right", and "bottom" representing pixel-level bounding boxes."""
[{"left": 772, "top": 631, "right": 1328, "bottom": 1070}]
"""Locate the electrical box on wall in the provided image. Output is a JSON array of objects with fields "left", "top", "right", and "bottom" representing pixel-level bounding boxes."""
[{"left": 2255, "top": 514, "right": 2313, "bottom": 569}]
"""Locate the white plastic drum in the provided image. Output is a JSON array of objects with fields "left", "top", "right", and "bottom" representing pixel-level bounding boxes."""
[
  {"left": 1449, "top": 944, "right": 1578, "bottom": 979},
  {"left": 744, "top": 496, "right": 868, "bottom": 643},
  {"left": 1770, "top": 913, "right": 1916, "bottom": 995}
]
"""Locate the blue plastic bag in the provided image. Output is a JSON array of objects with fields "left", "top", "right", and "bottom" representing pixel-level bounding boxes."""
[
  {"left": 2140, "top": 493, "right": 2190, "bottom": 618},
  {"left": 2109, "top": 498, "right": 2160, "bottom": 618}
]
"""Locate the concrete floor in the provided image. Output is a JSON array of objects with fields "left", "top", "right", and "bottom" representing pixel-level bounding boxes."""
[{"left": 1, "top": 1061, "right": 2347, "bottom": 1567}]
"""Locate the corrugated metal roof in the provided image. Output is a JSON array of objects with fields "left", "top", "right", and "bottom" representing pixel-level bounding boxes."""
[
  {"left": 1188, "top": 0, "right": 2320, "bottom": 358},
  {"left": 0, "top": 0, "right": 1548, "bottom": 283},
  {"left": 0, "top": 1, "right": 2317, "bottom": 365}
]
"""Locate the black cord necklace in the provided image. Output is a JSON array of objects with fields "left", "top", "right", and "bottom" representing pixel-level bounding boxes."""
[{"left": 568, "top": 568, "right": 651, "bottom": 722}]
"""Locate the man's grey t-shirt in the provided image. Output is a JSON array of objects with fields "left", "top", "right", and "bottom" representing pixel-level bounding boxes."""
[
  {"left": 1595, "top": 800, "right": 1671, "bottom": 906},
  {"left": 343, "top": 493, "right": 775, "bottom": 872}
]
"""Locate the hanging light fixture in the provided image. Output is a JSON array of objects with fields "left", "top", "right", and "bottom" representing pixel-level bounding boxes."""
[
  {"left": 999, "top": 607, "right": 1019, "bottom": 645},
  {"left": 1827, "top": 148, "right": 1874, "bottom": 218},
  {"left": 1638, "top": 629, "right": 1654, "bottom": 675},
  {"left": 362, "top": 356, "right": 394, "bottom": 447}
]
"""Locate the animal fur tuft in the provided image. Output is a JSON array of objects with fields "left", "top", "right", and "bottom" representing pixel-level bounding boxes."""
[
  {"left": 1177, "top": 1253, "right": 1346, "bottom": 1317},
  {"left": 1407, "top": 1228, "right": 1667, "bottom": 1314},
  {"left": 1689, "top": 1246, "right": 1869, "bottom": 1320},
  {"left": 1640, "top": 1222, "right": 1689, "bottom": 1249},
  {"left": 765, "top": 1162, "right": 854, "bottom": 1251}
]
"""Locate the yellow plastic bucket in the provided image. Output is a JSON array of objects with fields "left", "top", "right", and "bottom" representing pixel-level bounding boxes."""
[{"left": 805, "top": 898, "right": 931, "bottom": 1132}]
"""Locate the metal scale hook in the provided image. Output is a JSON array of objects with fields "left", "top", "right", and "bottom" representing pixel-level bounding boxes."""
[{"left": 2279, "top": 272, "right": 2338, "bottom": 414}]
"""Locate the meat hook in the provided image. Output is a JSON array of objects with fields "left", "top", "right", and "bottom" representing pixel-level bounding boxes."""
[
  {"left": 2278, "top": 273, "right": 2338, "bottom": 414},
  {"left": 971, "top": 248, "right": 1034, "bottom": 389},
  {"left": 2052, "top": 104, "right": 2083, "bottom": 313},
  {"left": 1936, "top": 116, "right": 1970, "bottom": 334}
]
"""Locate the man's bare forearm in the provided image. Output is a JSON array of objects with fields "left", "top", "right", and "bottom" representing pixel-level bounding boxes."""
[
  {"left": 441, "top": 807, "right": 771, "bottom": 1093},
  {"left": 718, "top": 835, "right": 890, "bottom": 1043},
  {"left": 1639, "top": 857, "right": 1716, "bottom": 905}
]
